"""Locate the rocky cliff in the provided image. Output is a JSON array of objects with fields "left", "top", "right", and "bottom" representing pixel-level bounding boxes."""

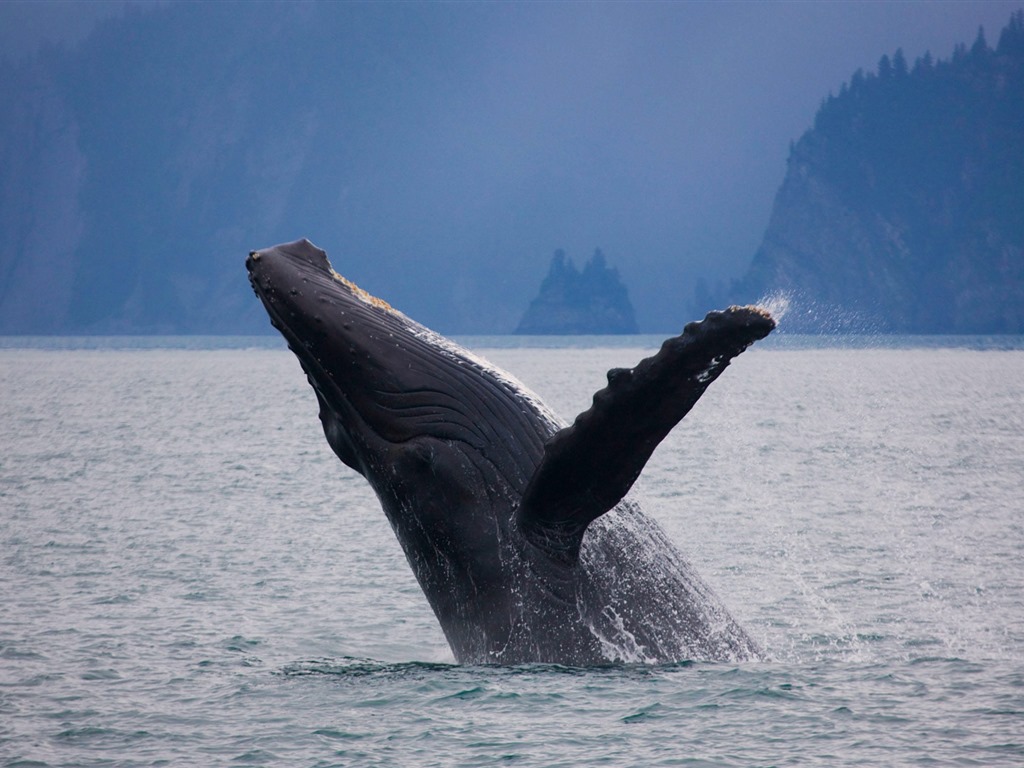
[
  {"left": 0, "top": 4, "right": 546, "bottom": 335},
  {"left": 734, "top": 12, "right": 1024, "bottom": 333},
  {"left": 516, "top": 249, "right": 638, "bottom": 334}
]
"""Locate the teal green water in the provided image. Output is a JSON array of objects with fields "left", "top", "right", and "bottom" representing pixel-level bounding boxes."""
[{"left": 2, "top": 342, "right": 1022, "bottom": 766}]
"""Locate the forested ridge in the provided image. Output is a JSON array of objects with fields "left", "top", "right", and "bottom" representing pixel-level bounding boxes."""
[{"left": 732, "top": 11, "right": 1024, "bottom": 332}]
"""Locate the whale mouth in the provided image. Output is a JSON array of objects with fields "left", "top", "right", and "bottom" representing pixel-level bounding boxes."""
[
  {"left": 247, "top": 240, "right": 395, "bottom": 320},
  {"left": 246, "top": 242, "right": 330, "bottom": 373},
  {"left": 246, "top": 239, "right": 559, "bottom": 492},
  {"left": 246, "top": 239, "right": 403, "bottom": 470},
  {"left": 246, "top": 239, "right": 509, "bottom": 464}
]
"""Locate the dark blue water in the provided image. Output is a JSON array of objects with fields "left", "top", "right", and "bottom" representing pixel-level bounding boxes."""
[{"left": 2, "top": 339, "right": 1022, "bottom": 766}]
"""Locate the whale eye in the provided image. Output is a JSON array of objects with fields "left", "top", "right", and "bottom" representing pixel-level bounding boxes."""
[{"left": 393, "top": 441, "right": 437, "bottom": 474}]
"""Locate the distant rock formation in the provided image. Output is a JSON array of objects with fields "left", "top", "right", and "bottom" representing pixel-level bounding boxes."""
[
  {"left": 732, "top": 11, "right": 1024, "bottom": 333},
  {"left": 516, "top": 249, "right": 639, "bottom": 334}
]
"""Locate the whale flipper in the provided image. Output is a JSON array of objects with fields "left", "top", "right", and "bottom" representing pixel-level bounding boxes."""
[{"left": 516, "top": 306, "right": 775, "bottom": 562}]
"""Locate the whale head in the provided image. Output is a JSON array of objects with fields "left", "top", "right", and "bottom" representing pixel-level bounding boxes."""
[
  {"left": 246, "top": 239, "right": 556, "bottom": 657},
  {"left": 247, "top": 239, "right": 551, "bottom": 476}
]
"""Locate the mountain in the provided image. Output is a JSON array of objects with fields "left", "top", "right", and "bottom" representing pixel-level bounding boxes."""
[
  {"left": 516, "top": 249, "right": 638, "bottom": 334},
  {"left": 732, "top": 11, "right": 1024, "bottom": 333},
  {"left": 0, "top": 3, "right": 522, "bottom": 335}
]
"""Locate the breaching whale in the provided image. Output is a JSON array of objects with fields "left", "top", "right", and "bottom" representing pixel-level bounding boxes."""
[{"left": 246, "top": 239, "right": 774, "bottom": 665}]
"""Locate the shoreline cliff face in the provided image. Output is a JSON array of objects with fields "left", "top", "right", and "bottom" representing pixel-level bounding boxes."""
[
  {"left": 516, "top": 249, "right": 638, "bottom": 334},
  {"left": 735, "top": 12, "right": 1024, "bottom": 333},
  {"left": 0, "top": 55, "right": 85, "bottom": 333}
]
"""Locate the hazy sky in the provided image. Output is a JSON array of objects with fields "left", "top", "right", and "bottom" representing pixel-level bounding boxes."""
[{"left": 2, "top": 0, "right": 1021, "bottom": 330}]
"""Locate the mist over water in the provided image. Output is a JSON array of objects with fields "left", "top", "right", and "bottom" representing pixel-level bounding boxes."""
[{"left": 2, "top": 340, "right": 1022, "bottom": 766}]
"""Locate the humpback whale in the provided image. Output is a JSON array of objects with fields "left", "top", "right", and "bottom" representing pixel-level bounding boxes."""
[{"left": 246, "top": 239, "right": 774, "bottom": 665}]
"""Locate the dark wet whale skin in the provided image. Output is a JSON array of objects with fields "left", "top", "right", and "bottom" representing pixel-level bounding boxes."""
[{"left": 247, "top": 239, "right": 774, "bottom": 664}]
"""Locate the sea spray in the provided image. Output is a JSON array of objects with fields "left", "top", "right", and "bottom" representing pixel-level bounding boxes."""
[{"left": 757, "top": 291, "right": 792, "bottom": 326}]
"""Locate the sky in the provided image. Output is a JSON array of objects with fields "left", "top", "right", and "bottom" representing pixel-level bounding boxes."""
[{"left": 1, "top": 0, "right": 1021, "bottom": 331}]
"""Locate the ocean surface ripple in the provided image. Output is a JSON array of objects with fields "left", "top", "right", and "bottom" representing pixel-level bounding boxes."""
[{"left": 1, "top": 340, "right": 1022, "bottom": 766}]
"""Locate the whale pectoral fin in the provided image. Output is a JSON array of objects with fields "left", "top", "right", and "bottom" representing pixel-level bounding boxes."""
[{"left": 516, "top": 305, "right": 775, "bottom": 563}]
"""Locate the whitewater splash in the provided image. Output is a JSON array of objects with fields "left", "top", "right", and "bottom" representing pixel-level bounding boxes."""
[
  {"left": 757, "top": 291, "right": 792, "bottom": 325},
  {"left": 752, "top": 290, "right": 887, "bottom": 335}
]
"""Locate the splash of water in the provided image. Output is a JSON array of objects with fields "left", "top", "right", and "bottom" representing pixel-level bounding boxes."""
[
  {"left": 752, "top": 290, "right": 887, "bottom": 336},
  {"left": 586, "top": 604, "right": 655, "bottom": 664},
  {"left": 756, "top": 291, "right": 792, "bottom": 325}
]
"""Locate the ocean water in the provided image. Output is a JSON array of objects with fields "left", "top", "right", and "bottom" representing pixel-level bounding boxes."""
[{"left": 1, "top": 337, "right": 1022, "bottom": 767}]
